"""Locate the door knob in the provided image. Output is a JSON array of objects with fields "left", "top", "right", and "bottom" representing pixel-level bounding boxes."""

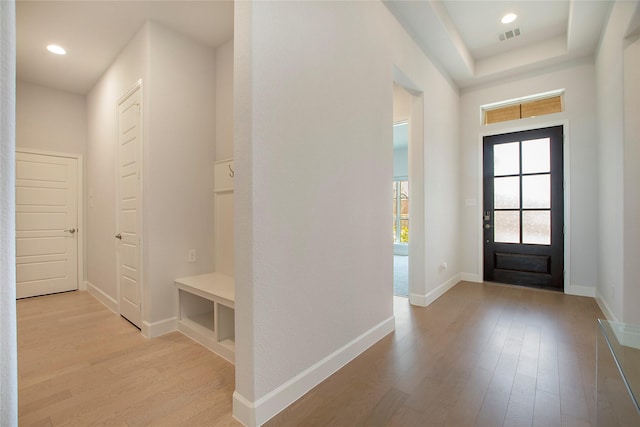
[
  {"left": 484, "top": 224, "right": 492, "bottom": 229},
  {"left": 64, "top": 228, "right": 76, "bottom": 234},
  {"left": 115, "top": 233, "right": 122, "bottom": 239}
]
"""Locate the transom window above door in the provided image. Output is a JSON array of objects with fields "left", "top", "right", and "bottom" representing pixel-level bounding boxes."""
[{"left": 481, "top": 90, "right": 564, "bottom": 125}]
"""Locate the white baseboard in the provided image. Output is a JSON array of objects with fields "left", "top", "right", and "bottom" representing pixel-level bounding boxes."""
[
  {"left": 408, "top": 293, "right": 427, "bottom": 306},
  {"left": 232, "top": 316, "right": 395, "bottom": 427},
  {"left": 596, "top": 291, "right": 618, "bottom": 322},
  {"left": 85, "top": 281, "right": 118, "bottom": 314},
  {"left": 460, "top": 272, "right": 482, "bottom": 283},
  {"left": 609, "top": 322, "right": 640, "bottom": 348},
  {"left": 565, "top": 284, "right": 596, "bottom": 298},
  {"left": 142, "top": 317, "right": 177, "bottom": 339},
  {"left": 409, "top": 274, "right": 461, "bottom": 307},
  {"left": 232, "top": 392, "right": 255, "bottom": 427}
]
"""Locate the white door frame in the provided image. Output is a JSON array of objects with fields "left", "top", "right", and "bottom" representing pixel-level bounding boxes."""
[
  {"left": 15, "top": 147, "right": 84, "bottom": 291},
  {"left": 116, "top": 80, "right": 144, "bottom": 329}
]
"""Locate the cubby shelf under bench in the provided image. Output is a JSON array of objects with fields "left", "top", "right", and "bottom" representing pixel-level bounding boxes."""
[{"left": 174, "top": 273, "right": 235, "bottom": 364}]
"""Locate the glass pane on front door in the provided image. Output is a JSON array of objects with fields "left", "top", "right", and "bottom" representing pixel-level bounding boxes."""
[
  {"left": 523, "top": 211, "right": 551, "bottom": 245},
  {"left": 522, "top": 138, "right": 550, "bottom": 173},
  {"left": 494, "top": 142, "right": 519, "bottom": 175},
  {"left": 494, "top": 177, "right": 520, "bottom": 209},
  {"left": 522, "top": 175, "right": 550, "bottom": 209},
  {"left": 494, "top": 210, "right": 520, "bottom": 243}
]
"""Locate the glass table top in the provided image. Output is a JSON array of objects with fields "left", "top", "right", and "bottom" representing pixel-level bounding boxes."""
[{"left": 598, "top": 319, "right": 640, "bottom": 412}]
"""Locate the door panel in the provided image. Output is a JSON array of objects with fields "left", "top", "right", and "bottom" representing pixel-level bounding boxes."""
[
  {"left": 483, "top": 126, "right": 564, "bottom": 289},
  {"left": 117, "top": 85, "right": 142, "bottom": 328},
  {"left": 15, "top": 152, "right": 78, "bottom": 298},
  {"left": 494, "top": 252, "right": 549, "bottom": 273}
]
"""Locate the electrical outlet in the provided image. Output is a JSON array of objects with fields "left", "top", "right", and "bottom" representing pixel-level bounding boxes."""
[{"left": 187, "top": 249, "right": 196, "bottom": 263}]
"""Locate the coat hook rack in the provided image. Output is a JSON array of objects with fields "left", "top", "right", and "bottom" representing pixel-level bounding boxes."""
[{"left": 228, "top": 164, "right": 235, "bottom": 178}]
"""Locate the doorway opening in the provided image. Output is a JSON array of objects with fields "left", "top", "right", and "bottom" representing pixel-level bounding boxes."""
[
  {"left": 483, "top": 125, "right": 564, "bottom": 290},
  {"left": 393, "top": 176, "right": 409, "bottom": 296},
  {"left": 393, "top": 84, "right": 411, "bottom": 297}
]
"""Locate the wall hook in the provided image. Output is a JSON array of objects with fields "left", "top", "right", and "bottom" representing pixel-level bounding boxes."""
[{"left": 228, "top": 164, "right": 235, "bottom": 178}]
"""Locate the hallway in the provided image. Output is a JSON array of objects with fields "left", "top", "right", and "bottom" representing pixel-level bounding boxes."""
[
  {"left": 269, "top": 282, "right": 603, "bottom": 426},
  {"left": 18, "top": 282, "right": 604, "bottom": 426},
  {"left": 17, "top": 292, "right": 238, "bottom": 426}
]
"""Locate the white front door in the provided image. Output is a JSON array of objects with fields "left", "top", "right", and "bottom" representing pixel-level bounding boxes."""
[
  {"left": 16, "top": 151, "right": 79, "bottom": 298},
  {"left": 117, "top": 84, "right": 142, "bottom": 328}
]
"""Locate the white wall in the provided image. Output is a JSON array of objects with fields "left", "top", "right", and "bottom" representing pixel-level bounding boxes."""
[
  {"left": 16, "top": 81, "right": 86, "bottom": 155},
  {"left": 623, "top": 36, "right": 640, "bottom": 326},
  {"left": 86, "top": 23, "right": 149, "bottom": 305},
  {"left": 233, "top": 1, "right": 460, "bottom": 425},
  {"left": 422, "top": 71, "right": 460, "bottom": 298},
  {"left": 86, "top": 21, "right": 217, "bottom": 330},
  {"left": 216, "top": 38, "right": 234, "bottom": 161},
  {"left": 145, "top": 22, "right": 216, "bottom": 325},
  {"left": 459, "top": 60, "right": 599, "bottom": 295},
  {"left": 0, "top": 1, "right": 18, "bottom": 424},
  {"left": 596, "top": 0, "right": 640, "bottom": 323}
]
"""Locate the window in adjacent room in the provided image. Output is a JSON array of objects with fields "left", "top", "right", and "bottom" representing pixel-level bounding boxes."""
[{"left": 393, "top": 180, "right": 409, "bottom": 244}]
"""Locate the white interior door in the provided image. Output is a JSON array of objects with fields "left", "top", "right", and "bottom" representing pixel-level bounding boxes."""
[
  {"left": 117, "top": 84, "right": 142, "bottom": 328},
  {"left": 16, "top": 151, "right": 78, "bottom": 298}
]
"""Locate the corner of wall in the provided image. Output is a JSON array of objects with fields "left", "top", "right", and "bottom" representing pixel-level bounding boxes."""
[
  {"left": 232, "top": 392, "right": 257, "bottom": 427},
  {"left": 565, "top": 284, "right": 596, "bottom": 298},
  {"left": 595, "top": 289, "right": 618, "bottom": 321},
  {"left": 460, "top": 272, "right": 482, "bottom": 283},
  {"left": 142, "top": 317, "right": 176, "bottom": 339},
  {"left": 409, "top": 274, "right": 461, "bottom": 307},
  {"left": 85, "top": 281, "right": 118, "bottom": 314},
  {"left": 232, "top": 316, "right": 395, "bottom": 426}
]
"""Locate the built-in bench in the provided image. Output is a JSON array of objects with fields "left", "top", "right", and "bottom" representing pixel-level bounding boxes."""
[{"left": 174, "top": 272, "right": 235, "bottom": 363}]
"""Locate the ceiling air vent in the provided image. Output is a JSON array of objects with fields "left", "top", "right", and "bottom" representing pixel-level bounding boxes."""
[{"left": 498, "top": 28, "right": 521, "bottom": 42}]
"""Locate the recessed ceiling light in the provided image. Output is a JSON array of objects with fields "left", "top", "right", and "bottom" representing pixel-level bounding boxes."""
[
  {"left": 501, "top": 13, "right": 517, "bottom": 24},
  {"left": 46, "top": 44, "right": 66, "bottom": 55}
]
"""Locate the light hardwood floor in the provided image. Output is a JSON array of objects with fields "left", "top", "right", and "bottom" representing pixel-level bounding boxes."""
[
  {"left": 17, "top": 291, "right": 239, "bottom": 426},
  {"left": 18, "top": 282, "right": 604, "bottom": 426}
]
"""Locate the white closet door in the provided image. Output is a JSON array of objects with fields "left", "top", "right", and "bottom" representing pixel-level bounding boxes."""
[
  {"left": 117, "top": 84, "right": 142, "bottom": 329},
  {"left": 16, "top": 151, "right": 78, "bottom": 298}
]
